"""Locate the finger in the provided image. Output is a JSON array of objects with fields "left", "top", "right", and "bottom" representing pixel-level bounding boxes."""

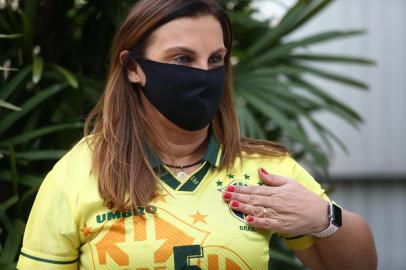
[
  {"left": 225, "top": 184, "right": 275, "bottom": 196},
  {"left": 229, "top": 200, "right": 276, "bottom": 218},
  {"left": 258, "top": 168, "right": 289, "bottom": 187},
  {"left": 245, "top": 215, "right": 283, "bottom": 231},
  {"left": 223, "top": 191, "right": 272, "bottom": 208}
]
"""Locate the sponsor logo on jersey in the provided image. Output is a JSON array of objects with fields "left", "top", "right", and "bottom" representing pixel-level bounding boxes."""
[{"left": 96, "top": 205, "right": 157, "bottom": 224}]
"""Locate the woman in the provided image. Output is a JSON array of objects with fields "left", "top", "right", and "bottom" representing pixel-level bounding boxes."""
[{"left": 17, "top": 0, "right": 377, "bottom": 269}]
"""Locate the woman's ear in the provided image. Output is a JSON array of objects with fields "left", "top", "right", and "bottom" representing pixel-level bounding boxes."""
[{"left": 119, "top": 50, "right": 146, "bottom": 85}]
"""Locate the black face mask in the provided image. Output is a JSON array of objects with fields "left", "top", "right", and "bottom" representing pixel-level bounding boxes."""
[{"left": 133, "top": 58, "right": 226, "bottom": 131}]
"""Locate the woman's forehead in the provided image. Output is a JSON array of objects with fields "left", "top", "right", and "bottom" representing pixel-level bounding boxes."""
[{"left": 145, "top": 15, "right": 225, "bottom": 54}]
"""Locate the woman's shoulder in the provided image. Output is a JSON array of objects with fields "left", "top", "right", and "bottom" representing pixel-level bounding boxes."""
[
  {"left": 240, "top": 151, "right": 316, "bottom": 182},
  {"left": 240, "top": 151, "right": 326, "bottom": 197},
  {"left": 50, "top": 136, "right": 93, "bottom": 185},
  {"left": 29, "top": 137, "right": 96, "bottom": 226},
  {"left": 240, "top": 150, "right": 297, "bottom": 169}
]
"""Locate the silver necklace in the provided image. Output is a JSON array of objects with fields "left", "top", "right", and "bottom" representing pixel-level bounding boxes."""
[{"left": 164, "top": 158, "right": 204, "bottom": 180}]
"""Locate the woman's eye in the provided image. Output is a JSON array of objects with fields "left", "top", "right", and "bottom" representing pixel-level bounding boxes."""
[
  {"left": 174, "top": 56, "right": 193, "bottom": 64},
  {"left": 209, "top": 55, "right": 224, "bottom": 64}
]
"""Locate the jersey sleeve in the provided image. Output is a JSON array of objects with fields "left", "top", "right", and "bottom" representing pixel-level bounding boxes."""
[
  {"left": 17, "top": 166, "right": 80, "bottom": 269},
  {"left": 277, "top": 156, "right": 330, "bottom": 251}
]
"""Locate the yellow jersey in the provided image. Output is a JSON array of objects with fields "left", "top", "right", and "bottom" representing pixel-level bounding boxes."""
[{"left": 17, "top": 135, "right": 329, "bottom": 270}]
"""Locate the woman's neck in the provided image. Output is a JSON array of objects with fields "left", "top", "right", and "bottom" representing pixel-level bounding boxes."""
[
  {"left": 141, "top": 90, "right": 208, "bottom": 166},
  {"left": 142, "top": 93, "right": 209, "bottom": 165},
  {"left": 156, "top": 125, "right": 209, "bottom": 165}
]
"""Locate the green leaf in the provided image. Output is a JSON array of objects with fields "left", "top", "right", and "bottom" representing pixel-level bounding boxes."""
[
  {"left": 8, "top": 146, "right": 18, "bottom": 195},
  {"left": 0, "top": 83, "right": 66, "bottom": 134},
  {"left": 0, "top": 196, "right": 18, "bottom": 212},
  {"left": 288, "top": 76, "right": 363, "bottom": 121},
  {"left": 290, "top": 54, "right": 376, "bottom": 65},
  {"left": 308, "top": 117, "right": 348, "bottom": 154},
  {"left": 24, "top": 0, "right": 39, "bottom": 24},
  {"left": 239, "top": 90, "right": 310, "bottom": 147},
  {"left": 32, "top": 55, "right": 44, "bottom": 84},
  {"left": 0, "top": 13, "right": 12, "bottom": 32},
  {"left": 0, "top": 99, "right": 21, "bottom": 111},
  {"left": 288, "top": 63, "right": 369, "bottom": 90},
  {"left": 17, "top": 188, "right": 38, "bottom": 217},
  {"left": 0, "top": 122, "right": 83, "bottom": 147},
  {"left": 15, "top": 218, "right": 27, "bottom": 237},
  {"left": 48, "top": 64, "right": 79, "bottom": 89},
  {"left": 0, "top": 65, "right": 32, "bottom": 101},
  {"left": 242, "top": 30, "right": 365, "bottom": 68},
  {"left": 0, "top": 262, "right": 17, "bottom": 269},
  {"left": 281, "top": 77, "right": 363, "bottom": 128},
  {"left": 235, "top": 96, "right": 266, "bottom": 139},
  {"left": 20, "top": 10, "right": 34, "bottom": 60},
  {"left": 98, "top": 0, "right": 120, "bottom": 25},
  {"left": 0, "top": 66, "right": 18, "bottom": 71},
  {"left": 0, "top": 34, "right": 23, "bottom": 39},
  {"left": 0, "top": 225, "right": 22, "bottom": 264},
  {"left": 0, "top": 171, "right": 42, "bottom": 187},
  {"left": 246, "top": 0, "right": 309, "bottom": 56},
  {"left": 282, "top": 0, "right": 333, "bottom": 37},
  {"left": 6, "top": 150, "right": 67, "bottom": 161}
]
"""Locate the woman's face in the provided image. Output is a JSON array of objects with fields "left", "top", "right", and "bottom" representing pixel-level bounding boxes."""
[
  {"left": 124, "top": 14, "right": 227, "bottom": 85},
  {"left": 122, "top": 14, "right": 227, "bottom": 133}
]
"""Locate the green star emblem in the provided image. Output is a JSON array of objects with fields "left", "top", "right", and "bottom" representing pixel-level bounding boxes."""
[
  {"left": 227, "top": 174, "right": 235, "bottom": 179},
  {"left": 216, "top": 180, "right": 223, "bottom": 186},
  {"left": 244, "top": 174, "right": 250, "bottom": 180}
]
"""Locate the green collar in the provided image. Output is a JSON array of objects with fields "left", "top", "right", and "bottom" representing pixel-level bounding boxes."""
[{"left": 147, "top": 133, "right": 221, "bottom": 169}]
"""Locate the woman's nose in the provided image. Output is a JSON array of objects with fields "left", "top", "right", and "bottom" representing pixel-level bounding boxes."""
[{"left": 193, "top": 59, "right": 210, "bottom": 70}]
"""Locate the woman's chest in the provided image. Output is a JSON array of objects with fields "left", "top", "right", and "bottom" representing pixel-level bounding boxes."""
[{"left": 77, "top": 171, "right": 271, "bottom": 270}]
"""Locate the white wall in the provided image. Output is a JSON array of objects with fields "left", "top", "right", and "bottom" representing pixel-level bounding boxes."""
[
  {"left": 286, "top": 0, "right": 406, "bottom": 176},
  {"left": 287, "top": 0, "right": 406, "bottom": 269},
  {"left": 327, "top": 180, "right": 406, "bottom": 270},
  {"left": 254, "top": 1, "right": 406, "bottom": 269}
]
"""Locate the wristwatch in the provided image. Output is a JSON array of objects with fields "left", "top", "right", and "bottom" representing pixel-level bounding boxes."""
[{"left": 312, "top": 201, "right": 342, "bottom": 238}]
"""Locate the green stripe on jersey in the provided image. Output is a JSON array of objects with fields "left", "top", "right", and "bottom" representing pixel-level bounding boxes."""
[{"left": 20, "top": 252, "right": 78, "bottom": 265}]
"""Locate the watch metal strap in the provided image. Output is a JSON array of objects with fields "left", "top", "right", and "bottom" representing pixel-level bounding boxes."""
[{"left": 311, "top": 202, "right": 340, "bottom": 238}]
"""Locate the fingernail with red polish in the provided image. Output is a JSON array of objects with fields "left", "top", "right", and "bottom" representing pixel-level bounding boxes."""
[
  {"left": 231, "top": 200, "right": 239, "bottom": 207},
  {"left": 227, "top": 186, "right": 235, "bottom": 192},
  {"left": 247, "top": 216, "right": 254, "bottom": 222},
  {"left": 260, "top": 168, "right": 269, "bottom": 175},
  {"left": 223, "top": 192, "right": 232, "bottom": 200}
]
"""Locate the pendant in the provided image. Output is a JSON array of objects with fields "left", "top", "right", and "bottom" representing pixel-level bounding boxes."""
[{"left": 176, "top": 171, "right": 188, "bottom": 180}]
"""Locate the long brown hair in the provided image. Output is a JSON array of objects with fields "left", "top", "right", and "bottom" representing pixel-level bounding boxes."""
[{"left": 84, "top": 0, "right": 287, "bottom": 211}]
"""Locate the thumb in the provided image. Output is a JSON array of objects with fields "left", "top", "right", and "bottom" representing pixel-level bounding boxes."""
[{"left": 258, "top": 168, "right": 288, "bottom": 187}]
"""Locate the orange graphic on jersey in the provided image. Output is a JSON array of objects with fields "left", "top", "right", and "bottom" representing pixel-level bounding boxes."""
[
  {"left": 81, "top": 223, "right": 93, "bottom": 237},
  {"left": 96, "top": 219, "right": 128, "bottom": 266},
  {"left": 154, "top": 215, "right": 195, "bottom": 263},
  {"left": 203, "top": 254, "right": 242, "bottom": 270},
  {"left": 225, "top": 258, "right": 241, "bottom": 270},
  {"left": 189, "top": 211, "right": 207, "bottom": 224},
  {"left": 197, "top": 245, "right": 250, "bottom": 270},
  {"left": 208, "top": 254, "right": 219, "bottom": 270}
]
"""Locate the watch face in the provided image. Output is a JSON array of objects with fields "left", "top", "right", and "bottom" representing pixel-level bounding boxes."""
[{"left": 332, "top": 204, "right": 342, "bottom": 227}]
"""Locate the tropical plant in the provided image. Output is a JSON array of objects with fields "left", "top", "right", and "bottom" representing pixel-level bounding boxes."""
[{"left": 0, "top": 0, "right": 373, "bottom": 269}]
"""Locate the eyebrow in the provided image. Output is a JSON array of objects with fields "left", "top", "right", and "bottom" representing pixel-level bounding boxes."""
[{"left": 163, "top": 46, "right": 228, "bottom": 55}]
